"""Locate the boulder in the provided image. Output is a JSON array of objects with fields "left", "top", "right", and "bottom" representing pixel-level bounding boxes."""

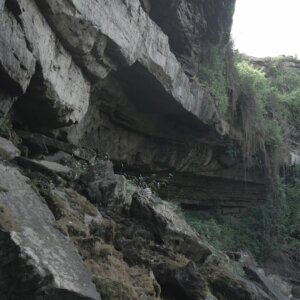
[
  {"left": 0, "top": 163, "right": 100, "bottom": 300},
  {"left": 47, "top": 188, "right": 103, "bottom": 238},
  {"left": 15, "top": 157, "right": 72, "bottom": 181},
  {"left": 0, "top": 137, "right": 20, "bottom": 160},
  {"left": 31, "top": 159, "right": 72, "bottom": 175},
  {"left": 18, "top": 131, "right": 96, "bottom": 162},
  {"left": 79, "top": 160, "right": 117, "bottom": 206},
  {"left": 130, "top": 192, "right": 211, "bottom": 262},
  {"left": 244, "top": 266, "right": 290, "bottom": 300},
  {"left": 209, "top": 271, "right": 272, "bottom": 300},
  {"left": 153, "top": 261, "right": 206, "bottom": 300}
]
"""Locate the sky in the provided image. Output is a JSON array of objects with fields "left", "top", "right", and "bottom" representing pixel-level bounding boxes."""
[{"left": 231, "top": 0, "right": 300, "bottom": 58}]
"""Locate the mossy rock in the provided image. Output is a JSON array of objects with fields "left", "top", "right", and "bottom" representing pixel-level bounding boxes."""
[
  {"left": 94, "top": 277, "right": 137, "bottom": 300},
  {"left": 50, "top": 188, "right": 98, "bottom": 219}
]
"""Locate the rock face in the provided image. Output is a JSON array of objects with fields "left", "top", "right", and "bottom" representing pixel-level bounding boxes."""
[
  {"left": 130, "top": 193, "right": 212, "bottom": 262},
  {"left": 0, "top": 137, "right": 20, "bottom": 160},
  {"left": 0, "top": 0, "right": 90, "bottom": 127},
  {"left": 0, "top": 163, "right": 100, "bottom": 300},
  {"left": 0, "top": 0, "right": 265, "bottom": 211},
  {"left": 148, "top": 0, "right": 235, "bottom": 58},
  {"left": 0, "top": 2, "right": 35, "bottom": 94},
  {"left": 0, "top": 0, "right": 286, "bottom": 298},
  {"left": 36, "top": 0, "right": 224, "bottom": 130}
]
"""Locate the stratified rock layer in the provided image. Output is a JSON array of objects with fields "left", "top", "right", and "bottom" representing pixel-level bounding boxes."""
[
  {"left": 36, "top": 0, "right": 225, "bottom": 130},
  {"left": 0, "top": 0, "right": 263, "bottom": 211}
]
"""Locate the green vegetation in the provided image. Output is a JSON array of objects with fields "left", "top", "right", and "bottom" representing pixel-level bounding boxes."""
[
  {"left": 186, "top": 52, "right": 300, "bottom": 263},
  {"left": 268, "top": 58, "right": 300, "bottom": 133},
  {"left": 182, "top": 169, "right": 300, "bottom": 259},
  {"left": 236, "top": 55, "right": 300, "bottom": 147},
  {"left": 195, "top": 45, "right": 230, "bottom": 114},
  {"left": 235, "top": 57, "right": 286, "bottom": 152}
]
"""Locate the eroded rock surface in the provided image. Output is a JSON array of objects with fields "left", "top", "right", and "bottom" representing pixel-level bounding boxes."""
[
  {"left": 130, "top": 192, "right": 212, "bottom": 263},
  {"left": 0, "top": 0, "right": 90, "bottom": 127},
  {"left": 0, "top": 3, "right": 35, "bottom": 94},
  {"left": 0, "top": 0, "right": 265, "bottom": 212},
  {"left": 0, "top": 0, "right": 290, "bottom": 299},
  {"left": 148, "top": 0, "right": 235, "bottom": 58},
  {"left": 0, "top": 137, "right": 20, "bottom": 160},
  {"left": 36, "top": 0, "right": 225, "bottom": 131},
  {"left": 0, "top": 163, "right": 100, "bottom": 300}
]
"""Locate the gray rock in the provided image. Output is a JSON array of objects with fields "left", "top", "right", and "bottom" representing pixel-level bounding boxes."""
[
  {"left": 140, "top": 0, "right": 151, "bottom": 13},
  {"left": 293, "top": 286, "right": 300, "bottom": 298},
  {"left": 0, "top": 163, "right": 100, "bottom": 300},
  {"left": 2, "top": 0, "right": 91, "bottom": 127},
  {"left": 18, "top": 131, "right": 96, "bottom": 162},
  {"left": 79, "top": 160, "right": 118, "bottom": 206},
  {"left": 36, "top": 0, "right": 226, "bottom": 132},
  {"left": 210, "top": 271, "right": 272, "bottom": 300},
  {"left": 0, "top": 3, "right": 36, "bottom": 94},
  {"left": 0, "top": 137, "right": 20, "bottom": 160},
  {"left": 15, "top": 157, "right": 72, "bottom": 182},
  {"left": 79, "top": 160, "right": 139, "bottom": 209},
  {"left": 153, "top": 261, "right": 206, "bottom": 299},
  {"left": 148, "top": 0, "right": 234, "bottom": 58},
  {"left": 244, "top": 266, "right": 290, "bottom": 300},
  {"left": 0, "top": 0, "right": 4, "bottom": 11},
  {"left": 31, "top": 159, "right": 72, "bottom": 175},
  {"left": 130, "top": 192, "right": 212, "bottom": 262}
]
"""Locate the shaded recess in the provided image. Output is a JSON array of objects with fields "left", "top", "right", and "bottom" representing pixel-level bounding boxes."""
[
  {"left": 160, "top": 174, "right": 267, "bottom": 212},
  {"left": 67, "top": 60, "right": 268, "bottom": 212},
  {"left": 114, "top": 62, "right": 212, "bottom": 136},
  {"left": 13, "top": 64, "right": 75, "bottom": 129}
]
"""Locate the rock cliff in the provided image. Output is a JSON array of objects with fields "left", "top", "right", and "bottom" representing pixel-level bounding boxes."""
[
  {"left": 0, "top": 0, "right": 268, "bottom": 212},
  {"left": 1, "top": 0, "right": 294, "bottom": 299}
]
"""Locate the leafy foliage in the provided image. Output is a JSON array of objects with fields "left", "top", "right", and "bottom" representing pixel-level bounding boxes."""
[
  {"left": 188, "top": 51, "right": 300, "bottom": 261},
  {"left": 235, "top": 58, "right": 285, "bottom": 149},
  {"left": 194, "top": 44, "right": 231, "bottom": 114},
  {"left": 182, "top": 168, "right": 300, "bottom": 260},
  {"left": 235, "top": 56, "right": 300, "bottom": 146}
]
